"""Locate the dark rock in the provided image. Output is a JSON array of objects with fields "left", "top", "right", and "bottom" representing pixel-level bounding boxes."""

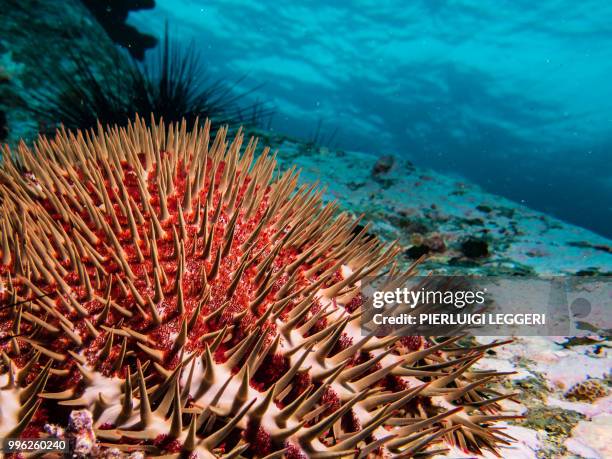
[
  {"left": 463, "top": 217, "right": 484, "bottom": 226},
  {"left": 476, "top": 204, "right": 492, "bottom": 213},
  {"left": 425, "top": 233, "right": 446, "bottom": 253},
  {"left": 391, "top": 215, "right": 430, "bottom": 234},
  {"left": 575, "top": 268, "right": 600, "bottom": 276},
  {"left": 79, "top": 0, "right": 158, "bottom": 60},
  {"left": 568, "top": 241, "right": 612, "bottom": 254},
  {"left": 347, "top": 181, "right": 365, "bottom": 190},
  {"left": 351, "top": 224, "right": 376, "bottom": 241},
  {"left": 405, "top": 231, "right": 446, "bottom": 260},
  {"left": 460, "top": 238, "right": 489, "bottom": 258},
  {"left": 372, "top": 155, "right": 395, "bottom": 176},
  {"left": 405, "top": 244, "right": 430, "bottom": 259}
]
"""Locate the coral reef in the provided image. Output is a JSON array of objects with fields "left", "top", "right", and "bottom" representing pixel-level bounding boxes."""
[
  {"left": 565, "top": 380, "right": 609, "bottom": 403},
  {"left": 0, "top": 119, "right": 519, "bottom": 457}
]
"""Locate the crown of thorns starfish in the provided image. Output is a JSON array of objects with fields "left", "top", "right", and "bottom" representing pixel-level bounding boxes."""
[{"left": 0, "top": 117, "right": 519, "bottom": 458}]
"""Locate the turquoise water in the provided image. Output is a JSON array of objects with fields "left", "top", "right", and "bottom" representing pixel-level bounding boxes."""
[{"left": 130, "top": 1, "right": 612, "bottom": 238}]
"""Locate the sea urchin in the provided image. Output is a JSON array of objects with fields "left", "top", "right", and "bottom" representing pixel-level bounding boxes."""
[{"left": 0, "top": 118, "right": 519, "bottom": 457}]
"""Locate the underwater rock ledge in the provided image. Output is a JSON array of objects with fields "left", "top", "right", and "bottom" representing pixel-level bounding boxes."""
[{"left": 262, "top": 131, "right": 611, "bottom": 278}]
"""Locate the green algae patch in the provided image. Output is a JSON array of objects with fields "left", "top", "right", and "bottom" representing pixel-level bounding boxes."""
[
  {"left": 510, "top": 376, "right": 550, "bottom": 402},
  {"left": 523, "top": 407, "right": 585, "bottom": 459}
]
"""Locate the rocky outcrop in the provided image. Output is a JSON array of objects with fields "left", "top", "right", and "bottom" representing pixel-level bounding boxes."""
[
  {"left": 79, "top": 0, "right": 157, "bottom": 60},
  {"left": 0, "top": 0, "right": 131, "bottom": 144}
]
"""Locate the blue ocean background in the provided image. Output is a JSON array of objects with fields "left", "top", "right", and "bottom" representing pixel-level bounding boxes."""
[{"left": 130, "top": 0, "right": 612, "bottom": 238}]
